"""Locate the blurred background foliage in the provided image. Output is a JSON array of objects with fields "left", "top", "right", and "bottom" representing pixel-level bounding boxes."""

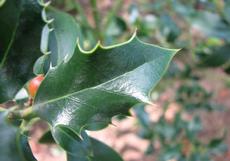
[{"left": 48, "top": 0, "right": 230, "bottom": 160}]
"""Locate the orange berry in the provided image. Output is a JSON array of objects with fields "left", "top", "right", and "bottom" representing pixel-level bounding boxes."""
[{"left": 28, "top": 75, "right": 44, "bottom": 98}]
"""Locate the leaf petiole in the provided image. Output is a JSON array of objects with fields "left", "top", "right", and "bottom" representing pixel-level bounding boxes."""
[{"left": 7, "top": 106, "right": 37, "bottom": 121}]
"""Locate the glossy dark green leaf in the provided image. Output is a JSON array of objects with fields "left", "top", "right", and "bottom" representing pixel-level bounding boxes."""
[
  {"left": 42, "top": 7, "right": 82, "bottom": 66},
  {"left": 46, "top": 125, "right": 124, "bottom": 160},
  {"left": 52, "top": 125, "right": 94, "bottom": 161},
  {"left": 35, "top": 6, "right": 83, "bottom": 75},
  {"left": 0, "top": 0, "right": 43, "bottom": 103},
  {"left": 52, "top": 125, "right": 92, "bottom": 157},
  {"left": 34, "top": 35, "right": 178, "bottom": 128},
  {"left": 55, "top": 126, "right": 123, "bottom": 161},
  {"left": 0, "top": 110, "right": 36, "bottom": 161},
  {"left": 39, "top": 128, "right": 125, "bottom": 161},
  {"left": 34, "top": 34, "right": 178, "bottom": 153}
]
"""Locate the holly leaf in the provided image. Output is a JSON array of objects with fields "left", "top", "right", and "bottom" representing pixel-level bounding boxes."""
[
  {"left": 34, "top": 7, "right": 83, "bottom": 75},
  {"left": 0, "top": 110, "right": 36, "bottom": 161},
  {"left": 33, "top": 33, "right": 178, "bottom": 154},
  {"left": 0, "top": 0, "right": 43, "bottom": 103},
  {"left": 67, "top": 137, "right": 123, "bottom": 161},
  {"left": 47, "top": 7, "right": 82, "bottom": 66},
  {"left": 38, "top": 128, "right": 123, "bottom": 161}
]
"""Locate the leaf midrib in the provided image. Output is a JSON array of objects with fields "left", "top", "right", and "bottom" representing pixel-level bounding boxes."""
[{"left": 34, "top": 55, "right": 166, "bottom": 108}]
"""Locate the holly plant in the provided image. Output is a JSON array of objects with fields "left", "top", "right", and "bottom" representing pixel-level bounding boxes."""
[
  {"left": 134, "top": 82, "right": 227, "bottom": 161},
  {"left": 0, "top": 0, "right": 179, "bottom": 161}
]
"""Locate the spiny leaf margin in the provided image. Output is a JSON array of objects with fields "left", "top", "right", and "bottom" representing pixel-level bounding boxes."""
[{"left": 33, "top": 33, "right": 179, "bottom": 155}]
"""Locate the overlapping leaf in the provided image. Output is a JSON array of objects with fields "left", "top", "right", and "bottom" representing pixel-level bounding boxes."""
[
  {"left": 39, "top": 127, "right": 124, "bottom": 161},
  {"left": 47, "top": 8, "right": 82, "bottom": 66},
  {"left": 67, "top": 137, "right": 124, "bottom": 161},
  {"left": 0, "top": 109, "right": 36, "bottom": 161},
  {"left": 34, "top": 7, "right": 82, "bottom": 74},
  {"left": 0, "top": 0, "right": 43, "bottom": 103}
]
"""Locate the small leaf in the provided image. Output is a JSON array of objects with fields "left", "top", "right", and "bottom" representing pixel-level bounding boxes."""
[{"left": 0, "top": 110, "right": 36, "bottom": 161}]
